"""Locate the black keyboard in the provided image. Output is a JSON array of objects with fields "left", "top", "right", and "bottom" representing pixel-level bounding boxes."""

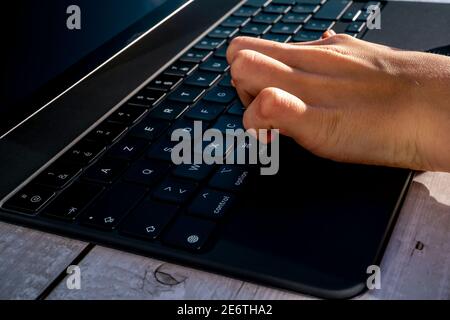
[{"left": 2, "top": 0, "right": 382, "bottom": 252}]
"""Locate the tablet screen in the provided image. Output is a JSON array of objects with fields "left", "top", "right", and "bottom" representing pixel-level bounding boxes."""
[{"left": 1, "top": 0, "right": 190, "bottom": 137}]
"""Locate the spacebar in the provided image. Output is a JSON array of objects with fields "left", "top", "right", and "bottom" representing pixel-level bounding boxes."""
[
  {"left": 81, "top": 182, "right": 147, "bottom": 230},
  {"left": 314, "top": 0, "right": 352, "bottom": 20}
]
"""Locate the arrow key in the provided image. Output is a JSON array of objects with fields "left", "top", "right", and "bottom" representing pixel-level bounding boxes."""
[
  {"left": 153, "top": 178, "right": 198, "bottom": 204},
  {"left": 120, "top": 200, "right": 179, "bottom": 240},
  {"left": 188, "top": 189, "right": 236, "bottom": 220},
  {"left": 81, "top": 182, "right": 147, "bottom": 230}
]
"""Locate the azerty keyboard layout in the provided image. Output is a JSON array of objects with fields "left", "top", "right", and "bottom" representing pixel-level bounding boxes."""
[{"left": 2, "top": 0, "right": 381, "bottom": 252}]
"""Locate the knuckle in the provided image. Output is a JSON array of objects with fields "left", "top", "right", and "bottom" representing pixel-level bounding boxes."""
[
  {"left": 256, "top": 88, "right": 281, "bottom": 120},
  {"left": 329, "top": 33, "right": 354, "bottom": 43},
  {"left": 242, "top": 109, "right": 252, "bottom": 129},
  {"left": 235, "top": 49, "right": 257, "bottom": 64},
  {"left": 227, "top": 36, "right": 251, "bottom": 59},
  {"left": 230, "top": 50, "right": 256, "bottom": 81}
]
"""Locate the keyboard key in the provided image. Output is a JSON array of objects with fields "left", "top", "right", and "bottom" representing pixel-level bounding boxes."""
[
  {"left": 218, "top": 73, "right": 232, "bottom": 87},
  {"left": 120, "top": 200, "right": 179, "bottom": 240},
  {"left": 272, "top": 0, "right": 296, "bottom": 5},
  {"left": 214, "top": 45, "right": 228, "bottom": 58},
  {"left": 168, "top": 85, "right": 205, "bottom": 103},
  {"left": 208, "top": 27, "right": 239, "bottom": 39},
  {"left": 107, "top": 137, "right": 149, "bottom": 160},
  {"left": 188, "top": 189, "right": 236, "bottom": 220},
  {"left": 292, "top": 30, "right": 323, "bottom": 42},
  {"left": 199, "top": 58, "right": 230, "bottom": 73},
  {"left": 356, "top": 10, "right": 371, "bottom": 22},
  {"left": 173, "top": 163, "right": 215, "bottom": 181},
  {"left": 83, "top": 157, "right": 128, "bottom": 184},
  {"left": 347, "top": 21, "right": 365, "bottom": 33},
  {"left": 221, "top": 16, "right": 250, "bottom": 28},
  {"left": 195, "top": 38, "right": 226, "bottom": 50},
  {"left": 292, "top": 4, "right": 320, "bottom": 13},
  {"left": 129, "top": 118, "right": 170, "bottom": 141},
  {"left": 146, "top": 74, "right": 182, "bottom": 92},
  {"left": 86, "top": 122, "right": 127, "bottom": 145},
  {"left": 241, "top": 23, "right": 272, "bottom": 36},
  {"left": 163, "top": 216, "right": 216, "bottom": 251},
  {"left": 229, "top": 31, "right": 249, "bottom": 41},
  {"left": 165, "top": 61, "right": 197, "bottom": 77},
  {"left": 212, "top": 115, "right": 244, "bottom": 134},
  {"left": 153, "top": 178, "right": 198, "bottom": 204},
  {"left": 296, "top": 0, "right": 325, "bottom": 4},
  {"left": 180, "top": 49, "right": 213, "bottom": 63},
  {"left": 227, "top": 100, "right": 246, "bottom": 116},
  {"left": 194, "top": 138, "right": 234, "bottom": 160},
  {"left": 209, "top": 165, "right": 250, "bottom": 192},
  {"left": 234, "top": 6, "right": 261, "bottom": 17},
  {"left": 124, "top": 159, "right": 171, "bottom": 186},
  {"left": 262, "top": 33, "right": 291, "bottom": 42},
  {"left": 282, "top": 13, "right": 312, "bottom": 24},
  {"left": 270, "top": 22, "right": 302, "bottom": 34},
  {"left": 3, "top": 185, "right": 56, "bottom": 214},
  {"left": 341, "top": 6, "right": 362, "bottom": 21},
  {"left": 264, "top": 4, "right": 291, "bottom": 14},
  {"left": 314, "top": 0, "right": 351, "bottom": 20},
  {"left": 81, "top": 182, "right": 147, "bottom": 230},
  {"left": 147, "top": 137, "right": 180, "bottom": 161},
  {"left": 245, "top": 0, "right": 271, "bottom": 6},
  {"left": 167, "top": 118, "right": 209, "bottom": 138},
  {"left": 63, "top": 140, "right": 105, "bottom": 165},
  {"left": 358, "top": 5, "right": 379, "bottom": 21},
  {"left": 204, "top": 87, "right": 237, "bottom": 104},
  {"left": 185, "top": 101, "right": 224, "bottom": 121},
  {"left": 231, "top": 133, "right": 266, "bottom": 164},
  {"left": 108, "top": 105, "right": 148, "bottom": 125},
  {"left": 185, "top": 71, "right": 221, "bottom": 88},
  {"left": 330, "top": 21, "right": 351, "bottom": 33},
  {"left": 149, "top": 101, "right": 189, "bottom": 121},
  {"left": 252, "top": 13, "right": 282, "bottom": 24},
  {"left": 44, "top": 182, "right": 103, "bottom": 220},
  {"left": 35, "top": 162, "right": 82, "bottom": 189},
  {"left": 128, "top": 89, "right": 165, "bottom": 108},
  {"left": 303, "top": 19, "right": 335, "bottom": 31}
]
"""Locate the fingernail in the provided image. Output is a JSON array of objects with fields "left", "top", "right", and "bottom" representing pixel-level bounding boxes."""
[{"left": 322, "top": 29, "right": 336, "bottom": 39}]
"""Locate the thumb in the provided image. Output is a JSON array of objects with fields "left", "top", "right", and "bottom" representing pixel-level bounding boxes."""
[{"left": 243, "top": 87, "right": 337, "bottom": 153}]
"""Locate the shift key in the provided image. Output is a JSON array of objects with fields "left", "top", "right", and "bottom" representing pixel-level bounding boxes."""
[{"left": 81, "top": 182, "right": 147, "bottom": 230}]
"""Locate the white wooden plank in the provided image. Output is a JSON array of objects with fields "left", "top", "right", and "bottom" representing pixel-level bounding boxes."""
[
  {"left": 0, "top": 222, "right": 88, "bottom": 299},
  {"left": 46, "top": 246, "right": 246, "bottom": 299},
  {"left": 362, "top": 172, "right": 450, "bottom": 299}
]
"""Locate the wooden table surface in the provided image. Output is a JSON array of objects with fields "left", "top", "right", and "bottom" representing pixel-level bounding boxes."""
[
  {"left": 1, "top": 0, "right": 450, "bottom": 301},
  {"left": 1, "top": 171, "right": 449, "bottom": 300}
]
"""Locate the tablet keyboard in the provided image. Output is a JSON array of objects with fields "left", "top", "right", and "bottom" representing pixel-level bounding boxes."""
[{"left": 2, "top": 0, "right": 381, "bottom": 252}]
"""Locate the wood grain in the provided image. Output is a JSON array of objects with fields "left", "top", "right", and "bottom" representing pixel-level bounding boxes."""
[
  {"left": 45, "top": 172, "right": 450, "bottom": 300},
  {"left": 0, "top": 222, "right": 88, "bottom": 299}
]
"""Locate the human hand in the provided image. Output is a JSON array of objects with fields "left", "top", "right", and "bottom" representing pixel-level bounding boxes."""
[{"left": 226, "top": 33, "right": 450, "bottom": 172}]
